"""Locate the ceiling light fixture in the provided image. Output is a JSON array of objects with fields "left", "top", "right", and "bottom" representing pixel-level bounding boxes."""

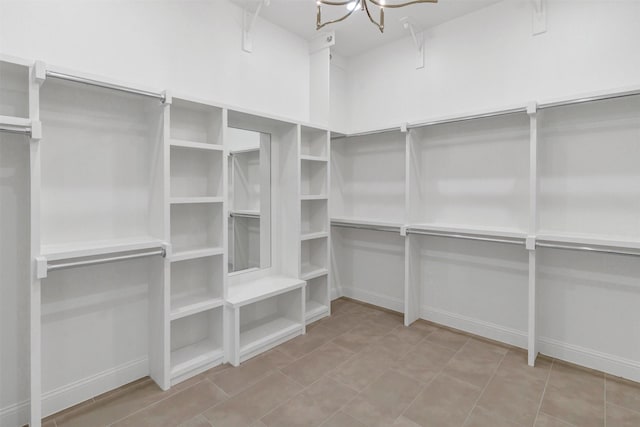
[{"left": 316, "top": 0, "right": 437, "bottom": 33}]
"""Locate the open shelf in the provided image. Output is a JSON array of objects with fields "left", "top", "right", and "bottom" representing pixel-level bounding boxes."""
[
  {"left": 410, "top": 113, "right": 529, "bottom": 231},
  {"left": 170, "top": 308, "right": 223, "bottom": 381},
  {"left": 331, "top": 216, "right": 404, "bottom": 233},
  {"left": 238, "top": 288, "right": 304, "bottom": 361},
  {"left": 408, "top": 223, "right": 527, "bottom": 240},
  {"left": 0, "top": 60, "right": 29, "bottom": 118},
  {"left": 536, "top": 232, "right": 640, "bottom": 251},
  {"left": 331, "top": 131, "right": 406, "bottom": 225},
  {"left": 301, "top": 237, "right": 328, "bottom": 280},
  {"left": 170, "top": 197, "right": 223, "bottom": 204},
  {"left": 170, "top": 99, "right": 223, "bottom": 145},
  {"left": 170, "top": 139, "right": 223, "bottom": 152},
  {"left": 170, "top": 255, "right": 224, "bottom": 321},
  {"left": 301, "top": 232, "right": 328, "bottom": 241},
  {"left": 170, "top": 247, "right": 223, "bottom": 263},
  {"left": 300, "top": 154, "right": 328, "bottom": 162},
  {"left": 302, "top": 199, "right": 328, "bottom": 235},
  {"left": 227, "top": 275, "right": 305, "bottom": 307},
  {"left": 306, "top": 275, "right": 329, "bottom": 324},
  {"left": 538, "top": 95, "right": 640, "bottom": 240},
  {"left": 301, "top": 159, "right": 328, "bottom": 197},
  {"left": 170, "top": 203, "right": 223, "bottom": 254},
  {"left": 301, "top": 126, "right": 328, "bottom": 157},
  {"left": 170, "top": 146, "right": 223, "bottom": 198},
  {"left": 300, "top": 194, "right": 328, "bottom": 201},
  {"left": 40, "top": 237, "right": 165, "bottom": 262}
]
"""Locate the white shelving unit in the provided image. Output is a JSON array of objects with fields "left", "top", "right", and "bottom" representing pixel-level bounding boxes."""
[
  {"left": 167, "top": 98, "right": 227, "bottom": 385},
  {"left": 300, "top": 126, "right": 331, "bottom": 323}
]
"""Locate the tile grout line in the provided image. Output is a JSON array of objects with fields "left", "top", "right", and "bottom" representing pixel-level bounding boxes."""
[
  {"left": 533, "top": 358, "right": 555, "bottom": 426},
  {"left": 604, "top": 375, "right": 607, "bottom": 427},
  {"left": 460, "top": 349, "right": 509, "bottom": 426}
]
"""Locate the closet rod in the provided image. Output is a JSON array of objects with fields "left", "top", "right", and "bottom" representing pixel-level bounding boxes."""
[
  {"left": 47, "top": 248, "right": 166, "bottom": 273},
  {"left": 230, "top": 212, "right": 260, "bottom": 219},
  {"left": 536, "top": 242, "right": 640, "bottom": 257},
  {"left": 538, "top": 88, "right": 640, "bottom": 109},
  {"left": 408, "top": 107, "right": 527, "bottom": 129},
  {"left": 45, "top": 70, "right": 166, "bottom": 102},
  {"left": 331, "top": 222, "right": 401, "bottom": 234},
  {"left": 406, "top": 229, "right": 525, "bottom": 246},
  {"left": 0, "top": 125, "right": 31, "bottom": 136}
]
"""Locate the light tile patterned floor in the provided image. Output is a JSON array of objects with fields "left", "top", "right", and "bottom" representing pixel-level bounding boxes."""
[{"left": 41, "top": 298, "right": 640, "bottom": 427}]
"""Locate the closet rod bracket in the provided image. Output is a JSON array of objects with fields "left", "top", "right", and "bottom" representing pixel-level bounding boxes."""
[
  {"left": 526, "top": 101, "right": 537, "bottom": 115},
  {"left": 526, "top": 236, "right": 536, "bottom": 251},
  {"left": 163, "top": 91, "right": 172, "bottom": 105},
  {"left": 34, "top": 61, "right": 46, "bottom": 84}
]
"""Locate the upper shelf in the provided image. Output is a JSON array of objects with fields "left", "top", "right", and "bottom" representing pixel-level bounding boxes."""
[
  {"left": 407, "top": 223, "right": 527, "bottom": 240},
  {"left": 536, "top": 232, "right": 640, "bottom": 251},
  {"left": 170, "top": 139, "right": 224, "bottom": 152},
  {"left": 226, "top": 275, "right": 305, "bottom": 308},
  {"left": 41, "top": 237, "right": 166, "bottom": 262},
  {"left": 331, "top": 216, "right": 404, "bottom": 233}
]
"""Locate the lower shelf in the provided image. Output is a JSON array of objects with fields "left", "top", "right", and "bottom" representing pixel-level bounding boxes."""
[
  {"left": 306, "top": 300, "right": 329, "bottom": 323},
  {"left": 240, "top": 316, "right": 302, "bottom": 359},
  {"left": 170, "top": 294, "right": 224, "bottom": 321},
  {"left": 171, "top": 339, "right": 223, "bottom": 380},
  {"left": 301, "top": 265, "right": 328, "bottom": 280}
]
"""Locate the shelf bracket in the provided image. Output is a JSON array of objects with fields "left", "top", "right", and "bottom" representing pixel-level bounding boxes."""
[
  {"left": 242, "top": 0, "right": 270, "bottom": 53},
  {"left": 400, "top": 17, "right": 424, "bottom": 69},
  {"left": 400, "top": 123, "right": 408, "bottom": 133},
  {"left": 526, "top": 236, "right": 536, "bottom": 251},
  {"left": 309, "top": 30, "right": 335, "bottom": 54},
  {"left": 36, "top": 256, "right": 48, "bottom": 279},
  {"left": 31, "top": 120, "right": 42, "bottom": 140},
  {"left": 163, "top": 90, "right": 172, "bottom": 106},
  {"left": 34, "top": 61, "right": 46, "bottom": 84},
  {"left": 532, "top": 0, "right": 547, "bottom": 35}
]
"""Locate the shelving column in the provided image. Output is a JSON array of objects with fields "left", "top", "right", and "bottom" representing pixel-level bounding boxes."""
[
  {"left": 167, "top": 98, "right": 226, "bottom": 385},
  {"left": 527, "top": 102, "right": 539, "bottom": 367},
  {"left": 299, "top": 125, "right": 331, "bottom": 323},
  {"left": 404, "top": 127, "right": 419, "bottom": 326}
]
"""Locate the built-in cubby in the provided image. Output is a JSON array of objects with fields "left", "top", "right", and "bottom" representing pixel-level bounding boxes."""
[
  {"left": 301, "top": 159, "right": 328, "bottom": 197},
  {"left": 170, "top": 198, "right": 223, "bottom": 258},
  {"left": 301, "top": 237, "right": 328, "bottom": 280},
  {"left": 170, "top": 255, "right": 224, "bottom": 320},
  {"left": 331, "top": 131, "right": 405, "bottom": 225},
  {"left": 170, "top": 146, "right": 223, "bottom": 199},
  {"left": 305, "top": 275, "right": 329, "bottom": 323},
  {"left": 170, "top": 307, "right": 224, "bottom": 383},
  {"left": 301, "top": 199, "right": 328, "bottom": 236},
  {"left": 170, "top": 99, "right": 223, "bottom": 146},
  {"left": 0, "top": 60, "right": 29, "bottom": 118},
  {"left": 301, "top": 126, "right": 328, "bottom": 158},
  {"left": 538, "top": 95, "right": 640, "bottom": 243}
]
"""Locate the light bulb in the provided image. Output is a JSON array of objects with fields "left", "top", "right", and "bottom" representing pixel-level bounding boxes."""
[{"left": 346, "top": 1, "right": 357, "bottom": 11}]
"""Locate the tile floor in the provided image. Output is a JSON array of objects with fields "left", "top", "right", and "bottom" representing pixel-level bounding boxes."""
[{"left": 41, "top": 298, "right": 640, "bottom": 427}]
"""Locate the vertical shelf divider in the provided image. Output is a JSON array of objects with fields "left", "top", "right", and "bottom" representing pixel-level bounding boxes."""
[{"left": 527, "top": 102, "right": 539, "bottom": 367}]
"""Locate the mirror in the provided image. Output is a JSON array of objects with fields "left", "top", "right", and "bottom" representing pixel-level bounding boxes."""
[{"left": 227, "top": 128, "right": 271, "bottom": 273}]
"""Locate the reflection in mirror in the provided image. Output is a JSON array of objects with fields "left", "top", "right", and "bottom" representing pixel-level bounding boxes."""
[{"left": 227, "top": 128, "right": 271, "bottom": 273}]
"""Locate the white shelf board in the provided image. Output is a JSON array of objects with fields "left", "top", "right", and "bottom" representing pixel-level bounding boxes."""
[
  {"left": 170, "top": 295, "right": 224, "bottom": 321},
  {"left": 300, "top": 155, "right": 328, "bottom": 162},
  {"left": 230, "top": 147, "right": 259, "bottom": 155},
  {"left": 230, "top": 209, "right": 260, "bottom": 218},
  {"left": 226, "top": 275, "right": 305, "bottom": 307},
  {"left": 239, "top": 317, "right": 302, "bottom": 356},
  {"left": 300, "top": 265, "right": 328, "bottom": 281},
  {"left": 0, "top": 115, "right": 31, "bottom": 127},
  {"left": 331, "top": 216, "right": 404, "bottom": 232},
  {"left": 300, "top": 194, "right": 328, "bottom": 201},
  {"left": 170, "top": 340, "right": 223, "bottom": 379},
  {"left": 306, "top": 300, "right": 329, "bottom": 320},
  {"left": 41, "top": 237, "right": 165, "bottom": 262},
  {"left": 170, "top": 197, "right": 223, "bottom": 204},
  {"left": 301, "top": 231, "right": 329, "bottom": 241},
  {"left": 408, "top": 223, "right": 527, "bottom": 240},
  {"left": 170, "top": 139, "right": 223, "bottom": 152},
  {"left": 170, "top": 247, "right": 224, "bottom": 263},
  {"left": 536, "top": 232, "right": 640, "bottom": 251}
]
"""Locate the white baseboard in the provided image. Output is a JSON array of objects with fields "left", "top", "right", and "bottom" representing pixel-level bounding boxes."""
[
  {"left": 341, "top": 287, "right": 404, "bottom": 313},
  {"left": 1, "top": 357, "right": 148, "bottom": 426},
  {"left": 539, "top": 337, "right": 640, "bottom": 383},
  {"left": 420, "top": 306, "right": 528, "bottom": 349},
  {"left": 330, "top": 286, "right": 343, "bottom": 301}
]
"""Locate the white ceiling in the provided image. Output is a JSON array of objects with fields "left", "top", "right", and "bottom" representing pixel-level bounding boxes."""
[{"left": 241, "top": 0, "right": 502, "bottom": 57}]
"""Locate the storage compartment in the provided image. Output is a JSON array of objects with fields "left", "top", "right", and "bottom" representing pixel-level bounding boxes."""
[
  {"left": 39, "top": 79, "right": 164, "bottom": 247},
  {"left": 301, "top": 126, "right": 328, "bottom": 157},
  {"left": 170, "top": 146, "right": 223, "bottom": 198},
  {"left": 306, "top": 275, "right": 329, "bottom": 323},
  {"left": 170, "top": 255, "right": 223, "bottom": 320},
  {"left": 0, "top": 60, "right": 29, "bottom": 118},
  {"left": 301, "top": 199, "right": 328, "bottom": 235},
  {"left": 538, "top": 95, "right": 640, "bottom": 241},
  {"left": 410, "top": 113, "right": 529, "bottom": 232},
  {"left": 170, "top": 307, "right": 224, "bottom": 380},
  {"left": 239, "top": 288, "right": 303, "bottom": 358},
  {"left": 301, "top": 159, "right": 328, "bottom": 197},
  {"left": 331, "top": 131, "right": 405, "bottom": 224},
  {"left": 170, "top": 203, "right": 223, "bottom": 255},
  {"left": 170, "top": 99, "right": 223, "bottom": 145},
  {"left": 301, "top": 237, "right": 328, "bottom": 279}
]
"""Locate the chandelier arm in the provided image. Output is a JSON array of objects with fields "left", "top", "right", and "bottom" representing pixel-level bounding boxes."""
[
  {"left": 317, "top": 0, "right": 356, "bottom": 5},
  {"left": 317, "top": 0, "right": 361, "bottom": 30},
  {"left": 362, "top": 0, "right": 384, "bottom": 32},
  {"left": 368, "top": 0, "right": 438, "bottom": 7}
]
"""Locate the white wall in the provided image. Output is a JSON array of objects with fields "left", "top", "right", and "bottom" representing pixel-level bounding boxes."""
[
  {"left": 329, "top": 53, "right": 349, "bottom": 133},
  {"left": 344, "top": 0, "right": 640, "bottom": 132},
  {"left": 0, "top": 0, "right": 310, "bottom": 121}
]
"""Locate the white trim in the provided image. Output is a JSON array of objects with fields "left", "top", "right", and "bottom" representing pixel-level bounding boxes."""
[
  {"left": 42, "top": 357, "right": 148, "bottom": 418},
  {"left": 538, "top": 337, "right": 640, "bottom": 383},
  {"left": 420, "top": 306, "right": 528, "bottom": 349},
  {"left": 330, "top": 285, "right": 343, "bottom": 301},
  {"left": 0, "top": 400, "right": 29, "bottom": 427},
  {"left": 341, "top": 287, "right": 404, "bottom": 313}
]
